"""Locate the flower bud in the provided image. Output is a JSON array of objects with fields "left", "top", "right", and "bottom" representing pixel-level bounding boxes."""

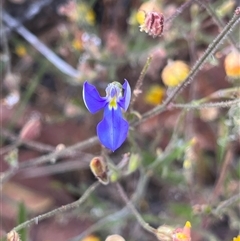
[
  {"left": 161, "top": 60, "right": 190, "bottom": 87},
  {"left": 200, "top": 107, "right": 219, "bottom": 122},
  {"left": 105, "top": 235, "right": 125, "bottom": 241},
  {"left": 224, "top": 51, "right": 240, "bottom": 79},
  {"left": 7, "top": 230, "right": 21, "bottom": 241},
  {"left": 139, "top": 11, "right": 164, "bottom": 38},
  {"left": 156, "top": 225, "right": 174, "bottom": 241},
  {"left": 19, "top": 114, "right": 42, "bottom": 141},
  {"left": 81, "top": 235, "right": 101, "bottom": 241},
  {"left": 192, "top": 204, "right": 211, "bottom": 215},
  {"left": 144, "top": 85, "right": 165, "bottom": 106},
  {"left": 90, "top": 156, "right": 109, "bottom": 185},
  {"left": 235, "top": 7, "right": 240, "bottom": 15}
]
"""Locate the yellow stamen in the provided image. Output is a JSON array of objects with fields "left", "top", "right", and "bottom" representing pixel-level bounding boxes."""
[
  {"left": 109, "top": 97, "right": 117, "bottom": 109},
  {"left": 185, "top": 221, "right": 191, "bottom": 228}
]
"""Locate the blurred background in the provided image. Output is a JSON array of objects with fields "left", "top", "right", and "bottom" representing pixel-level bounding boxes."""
[{"left": 1, "top": 0, "right": 240, "bottom": 240}]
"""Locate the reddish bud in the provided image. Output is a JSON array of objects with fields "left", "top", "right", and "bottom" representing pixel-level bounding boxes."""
[
  {"left": 140, "top": 11, "right": 164, "bottom": 38},
  {"left": 19, "top": 114, "right": 42, "bottom": 141}
]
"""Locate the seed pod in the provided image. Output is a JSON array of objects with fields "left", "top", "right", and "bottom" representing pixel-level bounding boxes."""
[{"left": 90, "top": 156, "right": 109, "bottom": 185}]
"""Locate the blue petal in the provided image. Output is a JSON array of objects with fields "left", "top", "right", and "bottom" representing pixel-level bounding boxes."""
[
  {"left": 97, "top": 106, "right": 129, "bottom": 151},
  {"left": 118, "top": 79, "right": 131, "bottom": 111},
  {"left": 83, "top": 82, "right": 107, "bottom": 114}
]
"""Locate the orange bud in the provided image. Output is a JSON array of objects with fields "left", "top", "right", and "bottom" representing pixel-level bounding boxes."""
[
  {"left": 224, "top": 51, "right": 240, "bottom": 79},
  {"left": 90, "top": 156, "right": 109, "bottom": 185},
  {"left": 156, "top": 225, "right": 174, "bottom": 241},
  {"left": 81, "top": 235, "right": 101, "bottom": 241},
  {"left": 144, "top": 85, "right": 165, "bottom": 106}
]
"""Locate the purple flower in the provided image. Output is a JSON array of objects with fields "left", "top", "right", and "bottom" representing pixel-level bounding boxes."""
[{"left": 83, "top": 79, "right": 131, "bottom": 151}]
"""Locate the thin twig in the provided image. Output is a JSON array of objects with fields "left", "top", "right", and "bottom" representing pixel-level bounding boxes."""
[
  {"left": 11, "top": 182, "right": 99, "bottom": 233},
  {"left": 0, "top": 136, "right": 99, "bottom": 184},
  {"left": 70, "top": 208, "right": 129, "bottom": 241},
  {"left": 132, "top": 11, "right": 240, "bottom": 127},
  {"left": 130, "top": 56, "right": 152, "bottom": 109},
  {"left": 213, "top": 193, "right": 240, "bottom": 215},
  {"left": 210, "top": 142, "right": 235, "bottom": 203},
  {"left": 116, "top": 182, "right": 157, "bottom": 235},
  {"left": 165, "top": 0, "right": 195, "bottom": 24},
  {"left": 2, "top": 11, "right": 81, "bottom": 79},
  {"left": 67, "top": 163, "right": 151, "bottom": 241},
  {"left": 197, "top": 0, "right": 240, "bottom": 51},
  {"left": 172, "top": 98, "right": 240, "bottom": 109},
  {"left": 0, "top": 129, "right": 55, "bottom": 155},
  {"left": 0, "top": 9, "right": 11, "bottom": 74}
]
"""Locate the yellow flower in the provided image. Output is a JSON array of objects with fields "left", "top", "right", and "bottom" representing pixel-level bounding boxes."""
[
  {"left": 172, "top": 221, "right": 191, "bottom": 241},
  {"left": 72, "top": 38, "right": 83, "bottom": 51},
  {"left": 81, "top": 235, "right": 101, "bottom": 241},
  {"left": 136, "top": 1, "right": 162, "bottom": 25},
  {"left": 85, "top": 8, "right": 95, "bottom": 25},
  {"left": 77, "top": 3, "right": 95, "bottom": 25},
  {"left": 144, "top": 85, "right": 165, "bottom": 105},
  {"left": 233, "top": 235, "right": 240, "bottom": 241},
  {"left": 15, "top": 45, "right": 27, "bottom": 57},
  {"left": 224, "top": 51, "right": 240, "bottom": 79},
  {"left": 161, "top": 60, "right": 190, "bottom": 87}
]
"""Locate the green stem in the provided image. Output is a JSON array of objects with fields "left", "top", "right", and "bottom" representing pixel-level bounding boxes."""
[{"left": 130, "top": 56, "right": 152, "bottom": 109}]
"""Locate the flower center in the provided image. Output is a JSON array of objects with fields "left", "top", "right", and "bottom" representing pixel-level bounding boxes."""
[
  {"left": 106, "top": 82, "right": 122, "bottom": 110},
  {"left": 109, "top": 96, "right": 117, "bottom": 109},
  {"left": 175, "top": 233, "right": 188, "bottom": 240}
]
